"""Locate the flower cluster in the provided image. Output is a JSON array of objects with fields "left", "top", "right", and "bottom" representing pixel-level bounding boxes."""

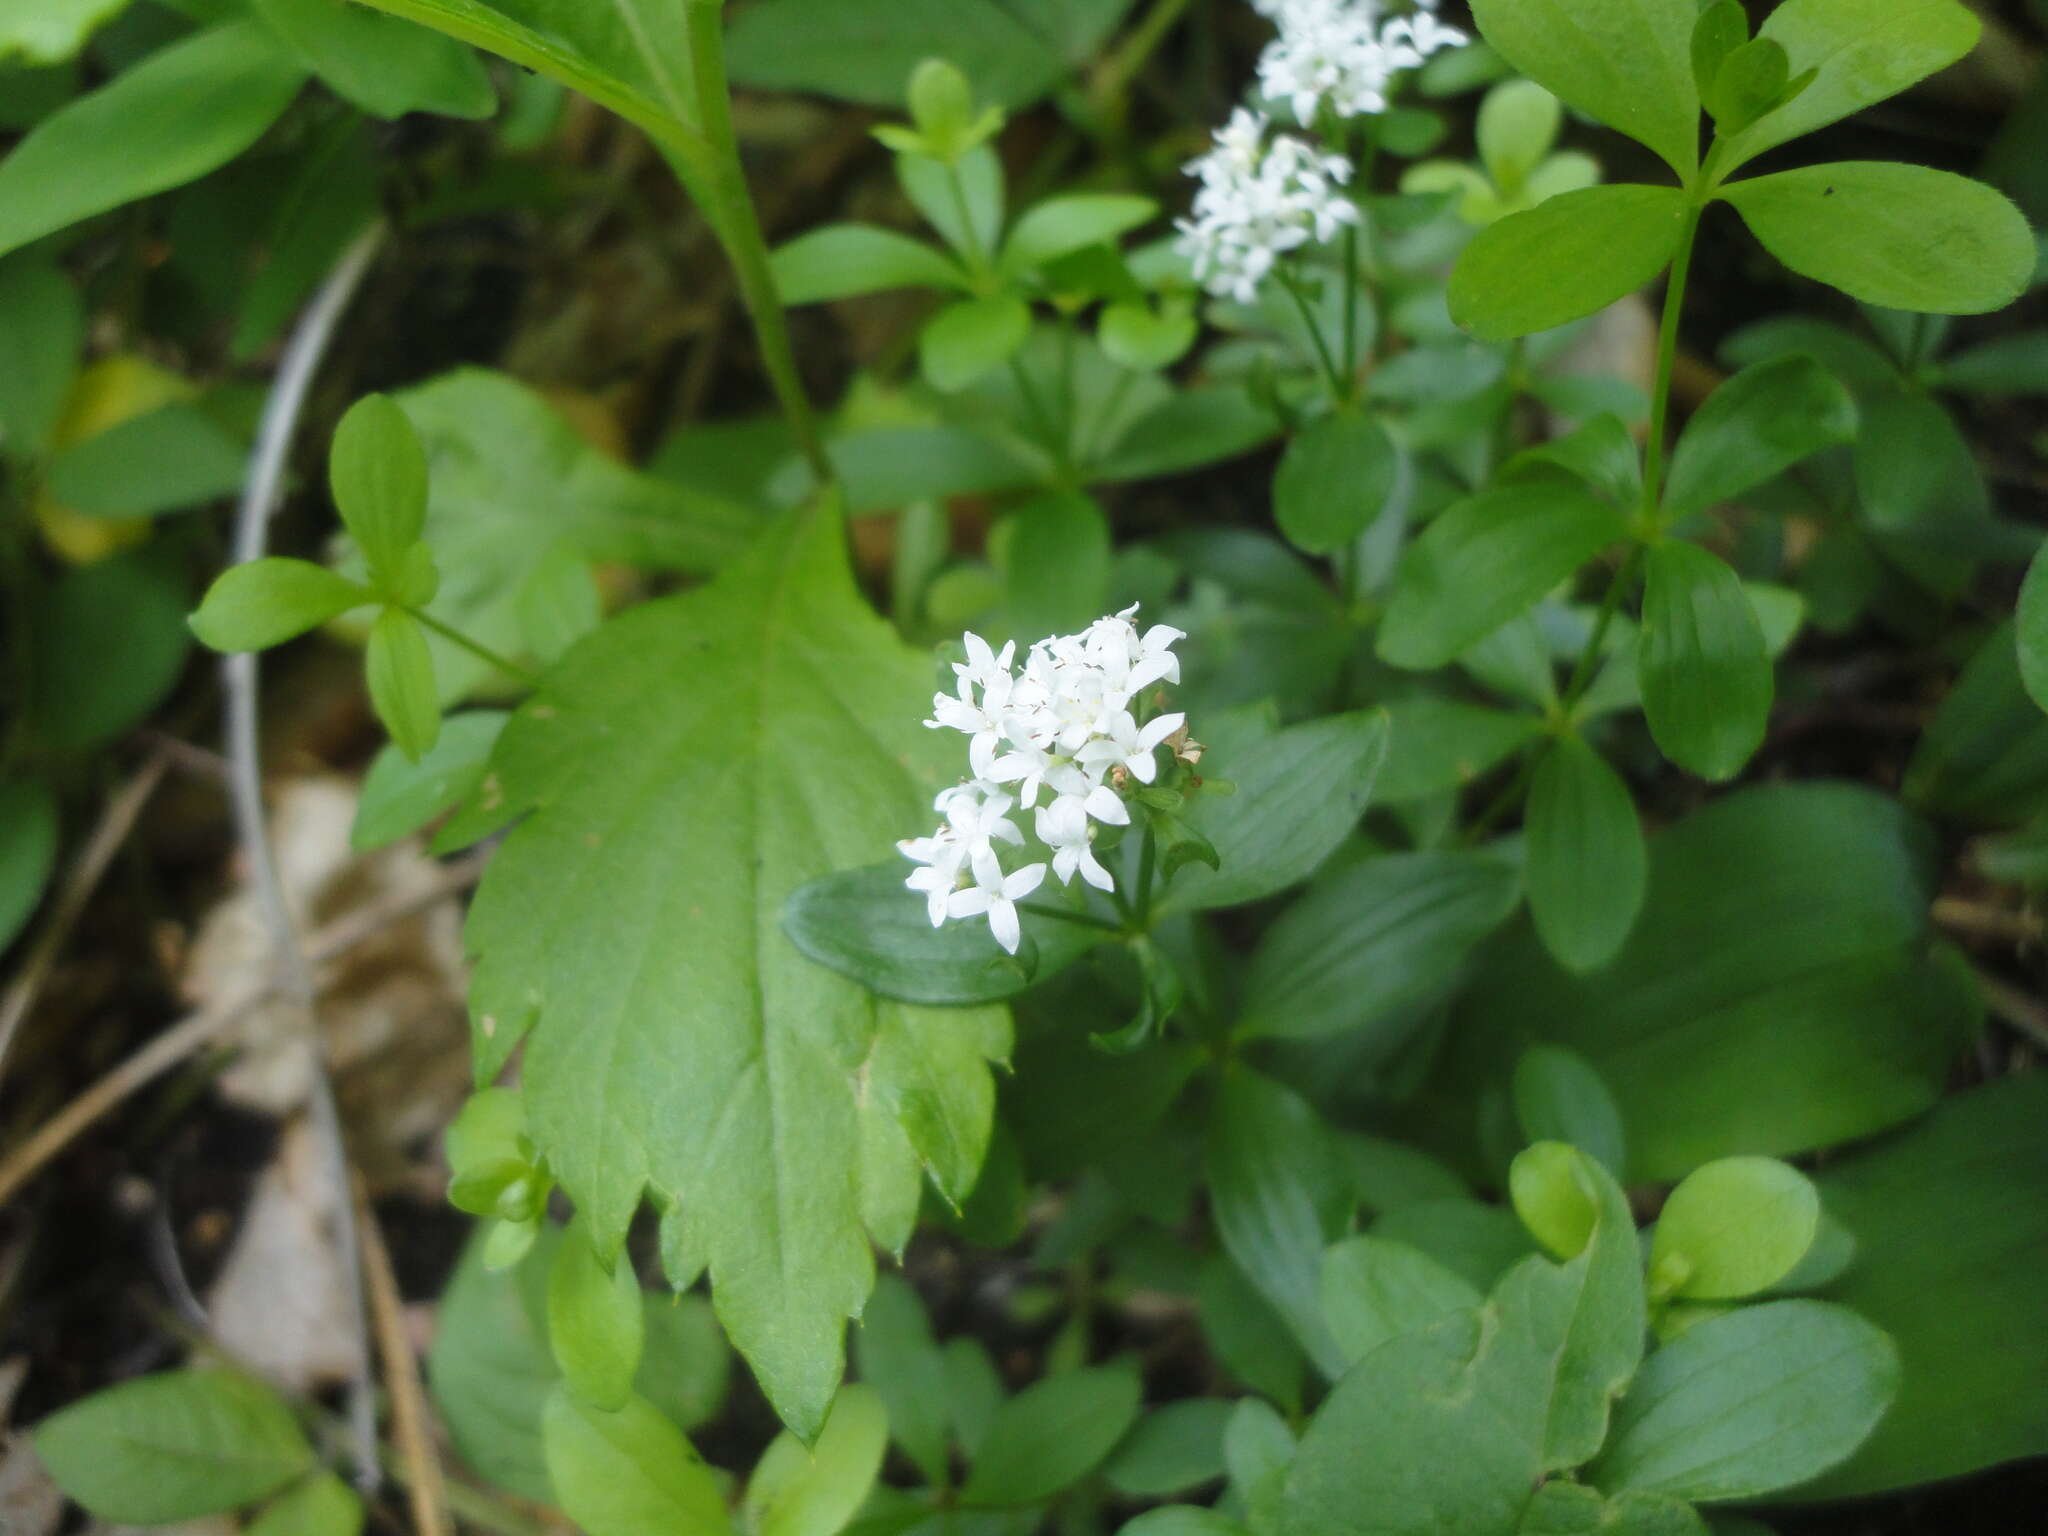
[
  {"left": 1176, "top": 107, "right": 1360, "bottom": 302},
  {"left": 900, "top": 607, "right": 1188, "bottom": 954},
  {"left": 1257, "top": 0, "right": 1467, "bottom": 125}
]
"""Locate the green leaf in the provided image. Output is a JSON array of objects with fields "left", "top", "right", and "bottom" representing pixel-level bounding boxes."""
[
  {"left": 1103, "top": 1399, "right": 1233, "bottom": 1497},
  {"left": 1373, "top": 1199, "right": 1535, "bottom": 1294},
  {"left": 771, "top": 224, "right": 969, "bottom": 303},
  {"left": 1593, "top": 1301, "right": 1897, "bottom": 1501},
  {"left": 332, "top": 393, "right": 430, "bottom": 583},
  {"left": 1122, "top": 1509, "right": 1250, "bottom": 1536},
  {"left": 548, "top": 1217, "right": 646, "bottom": 1411},
  {"left": 1379, "top": 483, "right": 1628, "bottom": 670},
  {"left": 0, "top": 251, "right": 82, "bottom": 459},
  {"left": 1940, "top": 330, "right": 2048, "bottom": 396},
  {"left": 466, "top": 504, "right": 1008, "bottom": 1438},
  {"left": 1520, "top": 1483, "right": 1707, "bottom": 1536},
  {"left": 1467, "top": 0, "right": 1699, "bottom": 179},
  {"left": 1722, "top": 163, "right": 2032, "bottom": 315},
  {"left": 1319, "top": 1236, "right": 1482, "bottom": 1369},
  {"left": 1525, "top": 735, "right": 1646, "bottom": 974},
  {"left": 1690, "top": 2, "right": 1747, "bottom": 98},
  {"left": 1423, "top": 784, "right": 1966, "bottom": 1181},
  {"left": 2020, "top": 546, "right": 2048, "bottom": 718},
  {"left": 782, "top": 860, "right": 1104, "bottom": 1005},
  {"left": 1001, "top": 193, "right": 1156, "bottom": 275},
  {"left": 919, "top": 294, "right": 1030, "bottom": 392},
  {"left": 1236, "top": 851, "right": 1523, "bottom": 1041},
  {"left": 1002, "top": 490, "right": 1110, "bottom": 639},
  {"left": 1662, "top": 354, "right": 1857, "bottom": 516},
  {"left": 1207, "top": 1067, "right": 1353, "bottom": 1377},
  {"left": 1159, "top": 709, "right": 1389, "bottom": 913},
  {"left": 246, "top": 1473, "right": 365, "bottom": 1536},
  {"left": 1450, "top": 185, "right": 1689, "bottom": 341},
  {"left": 1649, "top": 1157, "right": 1819, "bottom": 1301},
  {"left": 1717, "top": 0, "right": 1981, "bottom": 174},
  {"left": 1905, "top": 619, "right": 2048, "bottom": 826},
  {"left": 46, "top": 401, "right": 248, "bottom": 518},
  {"left": 1200, "top": 1258, "right": 1307, "bottom": 1412},
  {"left": 1512, "top": 1045, "right": 1626, "bottom": 1178},
  {"left": 353, "top": 711, "right": 510, "bottom": 851},
  {"left": 362, "top": 370, "right": 757, "bottom": 701},
  {"left": 959, "top": 1366, "right": 1142, "bottom": 1506},
  {"left": 745, "top": 1384, "right": 889, "bottom": 1536},
  {"left": 542, "top": 1386, "right": 733, "bottom": 1536},
  {"left": 1376, "top": 698, "right": 1542, "bottom": 802},
  {"left": 726, "top": 0, "right": 1132, "bottom": 110},
  {"left": 250, "top": 0, "right": 494, "bottom": 119},
  {"left": 31, "top": 548, "right": 190, "bottom": 752},
  {"left": 1638, "top": 541, "right": 1772, "bottom": 782},
  {"left": 1273, "top": 411, "right": 1399, "bottom": 557},
  {"left": 0, "top": 778, "right": 57, "bottom": 952},
  {"left": 1705, "top": 39, "right": 1788, "bottom": 135},
  {"left": 1477, "top": 80, "right": 1563, "bottom": 194},
  {"left": 854, "top": 1273, "right": 950, "bottom": 1486},
  {"left": 1801, "top": 1073, "right": 2048, "bottom": 1495},
  {"left": 0, "top": 22, "right": 307, "bottom": 259},
  {"left": 34, "top": 1369, "right": 313, "bottom": 1523},
  {"left": 1099, "top": 299, "right": 1197, "bottom": 372},
  {"left": 190, "top": 557, "right": 371, "bottom": 653},
  {"left": 232, "top": 117, "right": 381, "bottom": 361},
  {"left": 365, "top": 606, "right": 442, "bottom": 762},
  {"left": 898, "top": 143, "right": 1004, "bottom": 262},
  {"left": 0, "top": 0, "right": 131, "bottom": 65}
]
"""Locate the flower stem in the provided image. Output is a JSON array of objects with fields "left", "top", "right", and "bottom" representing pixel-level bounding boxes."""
[
  {"left": 1277, "top": 268, "right": 1346, "bottom": 403},
  {"left": 404, "top": 606, "right": 540, "bottom": 686},
  {"left": 1133, "top": 819, "right": 1159, "bottom": 930},
  {"left": 1641, "top": 202, "right": 1704, "bottom": 526}
]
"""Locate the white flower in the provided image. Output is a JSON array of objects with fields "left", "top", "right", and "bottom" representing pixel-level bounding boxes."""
[
  {"left": 947, "top": 848, "right": 1047, "bottom": 954},
  {"left": 1175, "top": 109, "right": 1360, "bottom": 302},
  {"left": 1254, "top": 0, "right": 1466, "bottom": 128},
  {"left": 902, "top": 606, "right": 1192, "bottom": 953}
]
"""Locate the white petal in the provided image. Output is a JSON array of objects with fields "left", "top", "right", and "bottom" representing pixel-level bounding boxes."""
[
  {"left": 1004, "top": 862, "right": 1047, "bottom": 900},
  {"left": 926, "top": 890, "right": 950, "bottom": 926},
  {"left": 1138, "top": 712, "right": 1183, "bottom": 751},
  {"left": 1079, "top": 847, "right": 1116, "bottom": 892},
  {"left": 1127, "top": 751, "right": 1159, "bottom": 785},
  {"left": 969, "top": 845, "right": 1003, "bottom": 890},
  {"left": 948, "top": 888, "right": 993, "bottom": 918},
  {"left": 988, "top": 898, "right": 1022, "bottom": 955},
  {"left": 1085, "top": 785, "right": 1130, "bottom": 825}
]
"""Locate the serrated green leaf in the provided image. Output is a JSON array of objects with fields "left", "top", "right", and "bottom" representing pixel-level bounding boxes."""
[
  {"left": 1593, "top": 1301, "right": 1897, "bottom": 1501},
  {"left": 365, "top": 606, "right": 442, "bottom": 762},
  {"left": 1525, "top": 735, "right": 1646, "bottom": 974},
  {"left": 190, "top": 557, "right": 372, "bottom": 653},
  {"left": 1722, "top": 163, "right": 2032, "bottom": 315},
  {"left": 960, "top": 1366, "right": 1142, "bottom": 1506},
  {"left": 542, "top": 1386, "right": 732, "bottom": 1536},
  {"left": 771, "top": 224, "right": 969, "bottom": 304},
  {"left": 465, "top": 504, "right": 1007, "bottom": 1439},
  {"left": 0, "top": 22, "right": 308, "bottom": 259},
  {"left": 1639, "top": 541, "right": 1772, "bottom": 781},
  {"left": 1468, "top": 0, "right": 1698, "bottom": 179},
  {"left": 34, "top": 1370, "right": 313, "bottom": 1524},
  {"left": 1450, "top": 185, "right": 1689, "bottom": 341}
]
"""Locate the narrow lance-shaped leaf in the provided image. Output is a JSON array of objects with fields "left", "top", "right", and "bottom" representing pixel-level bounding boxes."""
[{"left": 1525, "top": 734, "right": 1647, "bottom": 974}]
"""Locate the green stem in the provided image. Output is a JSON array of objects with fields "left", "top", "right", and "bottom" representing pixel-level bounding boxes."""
[
  {"left": 405, "top": 607, "right": 541, "bottom": 686},
  {"left": 1277, "top": 268, "right": 1346, "bottom": 402},
  {"left": 1089, "top": 0, "right": 1197, "bottom": 132},
  {"left": 682, "top": 4, "right": 829, "bottom": 482},
  {"left": 1133, "top": 819, "right": 1158, "bottom": 930},
  {"left": 1020, "top": 901, "right": 1124, "bottom": 934},
  {"left": 1557, "top": 545, "right": 1644, "bottom": 716},
  {"left": 1641, "top": 203, "right": 1705, "bottom": 522}
]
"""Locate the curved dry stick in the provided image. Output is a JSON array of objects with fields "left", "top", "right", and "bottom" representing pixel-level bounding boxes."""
[{"left": 355, "top": 1175, "right": 453, "bottom": 1536}]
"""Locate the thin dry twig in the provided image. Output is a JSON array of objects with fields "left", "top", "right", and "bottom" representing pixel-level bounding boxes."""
[
  {"left": 0, "top": 847, "right": 484, "bottom": 1212},
  {"left": 1973, "top": 965, "right": 2048, "bottom": 1053},
  {"left": 354, "top": 1175, "right": 453, "bottom": 1536},
  {"left": 1933, "top": 896, "right": 2045, "bottom": 947},
  {"left": 0, "top": 749, "right": 172, "bottom": 1082}
]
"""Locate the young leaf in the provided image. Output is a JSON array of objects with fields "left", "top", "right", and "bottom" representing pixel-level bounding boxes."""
[
  {"left": 0, "top": 778, "right": 58, "bottom": 952},
  {"left": 245, "top": 1473, "right": 365, "bottom": 1536},
  {"left": 1207, "top": 1067, "right": 1353, "bottom": 1377},
  {"left": 960, "top": 1367, "right": 1142, "bottom": 1507},
  {"left": 1525, "top": 735, "right": 1646, "bottom": 974},
  {"left": 1512, "top": 1045, "right": 1627, "bottom": 1178},
  {"left": 1273, "top": 410, "right": 1399, "bottom": 556},
  {"left": 1717, "top": 0, "right": 1980, "bottom": 173},
  {"left": 1000, "top": 193, "right": 1156, "bottom": 276},
  {"left": 919, "top": 294, "right": 1031, "bottom": 392},
  {"left": 1593, "top": 1301, "right": 1898, "bottom": 1501},
  {"left": 1379, "top": 483, "right": 1627, "bottom": 669},
  {"left": 1662, "top": 354, "right": 1856, "bottom": 515},
  {"left": 1705, "top": 38, "right": 1788, "bottom": 134},
  {"left": 1690, "top": 1, "right": 1748, "bottom": 97},
  {"left": 770, "top": 224, "right": 969, "bottom": 304},
  {"left": 542, "top": 1387, "right": 733, "bottom": 1536},
  {"left": 464, "top": 504, "right": 1009, "bottom": 1439},
  {"left": 1319, "top": 1236, "right": 1481, "bottom": 1369},
  {"left": 743, "top": 1384, "right": 889, "bottom": 1536},
  {"left": 548, "top": 1218, "right": 646, "bottom": 1410},
  {"left": 1721, "top": 163, "right": 2032, "bottom": 315},
  {"left": 0, "top": 22, "right": 308, "bottom": 259},
  {"left": 190, "top": 558, "right": 372, "bottom": 653},
  {"left": 331, "top": 393, "right": 429, "bottom": 584},
  {"left": 1099, "top": 299, "right": 1197, "bottom": 372},
  {"left": 1449, "top": 184, "right": 1689, "bottom": 341},
  {"left": 249, "top": 0, "right": 494, "bottom": 119},
  {"left": 1476, "top": 81, "right": 1561, "bottom": 195},
  {"left": 1649, "top": 1156, "right": 1820, "bottom": 1301},
  {"left": 34, "top": 1370, "right": 313, "bottom": 1524},
  {"left": 1467, "top": 0, "right": 1700, "bottom": 180},
  {"left": 1235, "top": 851, "right": 1523, "bottom": 1041},
  {"left": 365, "top": 606, "right": 442, "bottom": 762},
  {"left": 1639, "top": 541, "right": 1772, "bottom": 782}
]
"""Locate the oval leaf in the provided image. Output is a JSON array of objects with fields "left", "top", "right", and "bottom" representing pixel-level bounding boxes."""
[
  {"left": 1650, "top": 1156, "right": 1820, "bottom": 1301},
  {"left": 960, "top": 1367, "right": 1143, "bottom": 1507},
  {"left": 331, "top": 392, "right": 429, "bottom": 579},
  {"left": 1273, "top": 411, "right": 1399, "bottom": 557},
  {"left": 547, "top": 1218, "right": 646, "bottom": 1411},
  {"left": 1662, "top": 354, "right": 1857, "bottom": 515},
  {"left": 1639, "top": 540, "right": 1772, "bottom": 781},
  {"left": 1451, "top": 184, "right": 1689, "bottom": 341},
  {"left": 542, "top": 1386, "right": 732, "bottom": 1536},
  {"left": 365, "top": 605, "right": 442, "bottom": 762},
  {"left": 771, "top": 223, "right": 967, "bottom": 304},
  {"left": 1526, "top": 735, "right": 1646, "bottom": 974},
  {"left": 190, "top": 557, "right": 370, "bottom": 653}
]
